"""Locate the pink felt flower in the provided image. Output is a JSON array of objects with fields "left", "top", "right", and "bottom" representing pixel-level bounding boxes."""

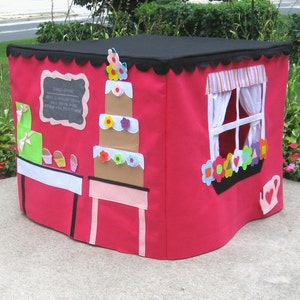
[
  {"left": 107, "top": 48, "right": 120, "bottom": 70},
  {"left": 112, "top": 83, "right": 124, "bottom": 96},
  {"left": 213, "top": 156, "right": 225, "bottom": 182}
]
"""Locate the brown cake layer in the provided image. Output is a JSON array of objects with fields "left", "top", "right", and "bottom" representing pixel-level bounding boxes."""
[
  {"left": 100, "top": 129, "right": 139, "bottom": 152},
  {"left": 94, "top": 159, "right": 144, "bottom": 187},
  {"left": 105, "top": 92, "right": 132, "bottom": 117}
]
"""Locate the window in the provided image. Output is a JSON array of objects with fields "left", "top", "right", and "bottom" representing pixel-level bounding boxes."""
[{"left": 206, "top": 65, "right": 267, "bottom": 161}]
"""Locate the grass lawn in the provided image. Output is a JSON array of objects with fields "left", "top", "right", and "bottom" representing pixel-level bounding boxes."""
[{"left": 0, "top": 38, "right": 37, "bottom": 116}]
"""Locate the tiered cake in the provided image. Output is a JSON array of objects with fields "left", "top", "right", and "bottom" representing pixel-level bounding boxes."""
[{"left": 93, "top": 49, "right": 144, "bottom": 187}]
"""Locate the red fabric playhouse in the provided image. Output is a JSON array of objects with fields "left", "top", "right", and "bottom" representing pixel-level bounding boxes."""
[{"left": 7, "top": 35, "right": 291, "bottom": 259}]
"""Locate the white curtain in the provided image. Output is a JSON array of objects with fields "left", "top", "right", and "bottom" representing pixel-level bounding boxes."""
[
  {"left": 239, "top": 84, "right": 262, "bottom": 146},
  {"left": 210, "top": 91, "right": 232, "bottom": 159}
]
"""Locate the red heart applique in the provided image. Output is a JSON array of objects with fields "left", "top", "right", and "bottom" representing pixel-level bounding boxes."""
[
  {"left": 265, "top": 189, "right": 274, "bottom": 204},
  {"left": 234, "top": 157, "right": 239, "bottom": 167}
]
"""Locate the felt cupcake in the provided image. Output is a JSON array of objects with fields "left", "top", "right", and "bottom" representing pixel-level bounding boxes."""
[
  {"left": 70, "top": 154, "right": 78, "bottom": 172},
  {"left": 42, "top": 148, "right": 52, "bottom": 164},
  {"left": 53, "top": 150, "right": 66, "bottom": 168}
]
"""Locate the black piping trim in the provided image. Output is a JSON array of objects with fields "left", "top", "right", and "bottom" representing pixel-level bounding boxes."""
[
  {"left": 21, "top": 174, "right": 26, "bottom": 215},
  {"left": 70, "top": 193, "right": 78, "bottom": 238},
  {"left": 88, "top": 176, "right": 149, "bottom": 192}
]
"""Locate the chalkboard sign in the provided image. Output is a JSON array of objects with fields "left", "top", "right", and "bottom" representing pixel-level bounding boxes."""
[{"left": 40, "top": 70, "right": 89, "bottom": 130}]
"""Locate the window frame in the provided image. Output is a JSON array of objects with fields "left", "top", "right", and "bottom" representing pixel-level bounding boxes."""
[{"left": 206, "top": 66, "right": 267, "bottom": 161}]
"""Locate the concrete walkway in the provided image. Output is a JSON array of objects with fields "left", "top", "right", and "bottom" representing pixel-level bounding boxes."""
[{"left": 0, "top": 176, "right": 300, "bottom": 299}]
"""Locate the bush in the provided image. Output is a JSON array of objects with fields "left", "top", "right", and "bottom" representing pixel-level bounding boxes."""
[
  {"left": 36, "top": 21, "right": 110, "bottom": 43},
  {"left": 36, "top": 0, "right": 281, "bottom": 41},
  {"left": 285, "top": 14, "right": 300, "bottom": 64},
  {"left": 283, "top": 63, "right": 300, "bottom": 181},
  {"left": 134, "top": 0, "right": 192, "bottom": 36},
  {"left": 74, "top": 0, "right": 156, "bottom": 16},
  {"left": 135, "top": 0, "right": 280, "bottom": 40},
  {"left": 0, "top": 109, "right": 16, "bottom": 179}
]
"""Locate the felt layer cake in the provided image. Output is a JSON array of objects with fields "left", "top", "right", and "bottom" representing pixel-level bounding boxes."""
[{"left": 93, "top": 76, "right": 144, "bottom": 187}]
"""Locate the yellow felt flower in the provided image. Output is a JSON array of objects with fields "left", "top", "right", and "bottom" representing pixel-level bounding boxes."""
[
  {"left": 104, "top": 115, "right": 114, "bottom": 128},
  {"left": 224, "top": 153, "right": 234, "bottom": 178},
  {"left": 105, "top": 64, "right": 119, "bottom": 81}
]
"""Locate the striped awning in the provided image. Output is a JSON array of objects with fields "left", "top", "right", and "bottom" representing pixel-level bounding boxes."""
[{"left": 206, "top": 65, "right": 267, "bottom": 94}]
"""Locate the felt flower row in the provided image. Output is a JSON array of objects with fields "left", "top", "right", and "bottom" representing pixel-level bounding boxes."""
[
  {"left": 105, "top": 48, "right": 128, "bottom": 81},
  {"left": 99, "top": 150, "right": 139, "bottom": 167},
  {"left": 99, "top": 114, "right": 139, "bottom": 133},
  {"left": 93, "top": 146, "right": 144, "bottom": 169},
  {"left": 202, "top": 139, "right": 268, "bottom": 186}
]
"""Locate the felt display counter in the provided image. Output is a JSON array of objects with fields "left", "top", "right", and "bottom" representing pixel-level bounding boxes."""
[{"left": 7, "top": 35, "right": 291, "bottom": 259}]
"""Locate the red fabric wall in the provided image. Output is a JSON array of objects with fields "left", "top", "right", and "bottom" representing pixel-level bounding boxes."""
[{"left": 9, "top": 53, "right": 289, "bottom": 259}]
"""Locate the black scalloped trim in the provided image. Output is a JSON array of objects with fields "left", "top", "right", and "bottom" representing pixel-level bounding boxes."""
[{"left": 7, "top": 35, "right": 291, "bottom": 75}]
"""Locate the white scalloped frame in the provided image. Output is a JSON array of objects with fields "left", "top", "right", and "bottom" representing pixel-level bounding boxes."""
[{"left": 39, "top": 70, "right": 90, "bottom": 130}]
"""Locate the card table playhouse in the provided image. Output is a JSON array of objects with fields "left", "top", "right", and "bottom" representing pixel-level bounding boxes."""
[{"left": 7, "top": 35, "right": 291, "bottom": 259}]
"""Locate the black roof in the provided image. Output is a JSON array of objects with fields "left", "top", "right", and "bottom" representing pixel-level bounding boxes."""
[{"left": 7, "top": 34, "right": 291, "bottom": 75}]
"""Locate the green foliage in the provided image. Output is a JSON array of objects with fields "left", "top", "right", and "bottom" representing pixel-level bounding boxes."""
[
  {"left": 109, "top": 0, "right": 149, "bottom": 15},
  {"left": 135, "top": 0, "right": 280, "bottom": 40},
  {"left": 0, "top": 62, "right": 3, "bottom": 83},
  {"left": 36, "top": 21, "right": 109, "bottom": 43},
  {"left": 107, "top": 10, "right": 137, "bottom": 37},
  {"left": 74, "top": 0, "right": 156, "bottom": 15},
  {"left": 0, "top": 109, "right": 16, "bottom": 179},
  {"left": 73, "top": 0, "right": 101, "bottom": 10},
  {"left": 0, "top": 39, "right": 36, "bottom": 116},
  {"left": 283, "top": 63, "right": 300, "bottom": 181},
  {"left": 285, "top": 14, "right": 300, "bottom": 64},
  {"left": 134, "top": 0, "right": 191, "bottom": 36}
]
